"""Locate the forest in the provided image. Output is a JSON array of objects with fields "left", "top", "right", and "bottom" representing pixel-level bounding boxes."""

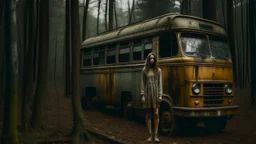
[{"left": 0, "top": 0, "right": 256, "bottom": 144}]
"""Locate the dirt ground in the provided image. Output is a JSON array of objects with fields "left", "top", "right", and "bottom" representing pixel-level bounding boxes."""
[
  {"left": 1, "top": 96, "right": 256, "bottom": 144},
  {"left": 85, "top": 106, "right": 256, "bottom": 144}
]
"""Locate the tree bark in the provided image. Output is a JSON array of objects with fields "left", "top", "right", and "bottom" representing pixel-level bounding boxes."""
[
  {"left": 31, "top": 0, "right": 49, "bottom": 130},
  {"left": 227, "top": 0, "right": 237, "bottom": 84},
  {"left": 1, "top": 0, "right": 19, "bottom": 143},
  {"left": 105, "top": 0, "right": 108, "bottom": 31},
  {"left": 181, "top": 0, "right": 191, "bottom": 15},
  {"left": 0, "top": 0, "right": 5, "bottom": 104},
  {"left": 97, "top": 0, "right": 101, "bottom": 34},
  {"left": 65, "top": 0, "right": 71, "bottom": 97},
  {"left": 0, "top": 0, "right": 4, "bottom": 26},
  {"left": 82, "top": 0, "right": 89, "bottom": 40},
  {"left": 22, "top": 0, "right": 35, "bottom": 133},
  {"left": 33, "top": 0, "right": 39, "bottom": 84},
  {"left": 128, "top": 0, "right": 134, "bottom": 24},
  {"left": 249, "top": 0, "right": 256, "bottom": 102},
  {"left": 202, "top": 0, "right": 216, "bottom": 21},
  {"left": 114, "top": 0, "right": 118, "bottom": 28},
  {"left": 108, "top": 0, "right": 113, "bottom": 30},
  {"left": 70, "top": 0, "right": 92, "bottom": 143}
]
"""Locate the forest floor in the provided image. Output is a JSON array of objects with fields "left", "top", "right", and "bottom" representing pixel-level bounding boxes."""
[
  {"left": 1, "top": 98, "right": 256, "bottom": 144},
  {"left": 85, "top": 106, "right": 256, "bottom": 144}
]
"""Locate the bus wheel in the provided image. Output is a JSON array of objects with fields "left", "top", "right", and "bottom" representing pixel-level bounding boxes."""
[
  {"left": 159, "top": 103, "right": 177, "bottom": 136},
  {"left": 123, "top": 100, "right": 133, "bottom": 120},
  {"left": 204, "top": 117, "right": 227, "bottom": 133}
]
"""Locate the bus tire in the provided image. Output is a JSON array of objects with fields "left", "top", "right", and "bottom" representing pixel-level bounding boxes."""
[
  {"left": 84, "top": 87, "right": 96, "bottom": 109},
  {"left": 159, "top": 101, "right": 178, "bottom": 136},
  {"left": 123, "top": 99, "right": 133, "bottom": 120},
  {"left": 204, "top": 117, "right": 227, "bottom": 133}
]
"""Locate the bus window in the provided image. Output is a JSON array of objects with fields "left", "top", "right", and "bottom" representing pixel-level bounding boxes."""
[
  {"left": 107, "top": 47, "right": 116, "bottom": 64},
  {"left": 119, "top": 42, "right": 130, "bottom": 62},
  {"left": 159, "top": 33, "right": 178, "bottom": 58},
  {"left": 93, "top": 47, "right": 105, "bottom": 65},
  {"left": 83, "top": 49, "right": 91, "bottom": 66},
  {"left": 133, "top": 40, "right": 142, "bottom": 61},
  {"left": 144, "top": 43, "right": 152, "bottom": 59}
]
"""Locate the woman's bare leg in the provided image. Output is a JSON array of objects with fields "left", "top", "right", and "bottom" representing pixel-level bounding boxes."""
[
  {"left": 146, "top": 108, "right": 152, "bottom": 141},
  {"left": 154, "top": 108, "right": 160, "bottom": 142}
]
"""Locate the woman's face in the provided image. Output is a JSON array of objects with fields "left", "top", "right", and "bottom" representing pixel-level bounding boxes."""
[{"left": 149, "top": 54, "right": 155, "bottom": 64}]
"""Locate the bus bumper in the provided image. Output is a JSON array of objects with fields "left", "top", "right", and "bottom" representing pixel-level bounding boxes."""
[{"left": 173, "top": 105, "right": 239, "bottom": 117}]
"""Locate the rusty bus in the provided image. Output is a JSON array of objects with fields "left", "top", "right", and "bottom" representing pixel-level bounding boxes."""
[{"left": 80, "top": 13, "right": 239, "bottom": 136}]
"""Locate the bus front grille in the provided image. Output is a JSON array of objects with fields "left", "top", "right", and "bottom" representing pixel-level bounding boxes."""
[{"left": 203, "top": 84, "right": 224, "bottom": 106}]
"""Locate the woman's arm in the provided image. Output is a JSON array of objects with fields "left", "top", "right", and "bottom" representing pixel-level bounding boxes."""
[
  {"left": 140, "top": 68, "right": 145, "bottom": 97},
  {"left": 158, "top": 68, "right": 163, "bottom": 98}
]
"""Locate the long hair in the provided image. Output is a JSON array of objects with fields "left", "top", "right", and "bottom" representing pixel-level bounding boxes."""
[{"left": 144, "top": 52, "right": 159, "bottom": 74}]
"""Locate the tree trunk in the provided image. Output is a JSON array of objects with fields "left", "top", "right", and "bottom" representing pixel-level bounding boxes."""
[
  {"left": 0, "top": 0, "right": 5, "bottom": 104},
  {"left": 0, "top": 0, "right": 4, "bottom": 25},
  {"left": 202, "top": 0, "right": 216, "bottom": 21},
  {"left": 70, "top": 0, "right": 92, "bottom": 143},
  {"left": 181, "top": 0, "right": 191, "bottom": 15},
  {"left": 108, "top": 0, "right": 113, "bottom": 30},
  {"left": 31, "top": 0, "right": 49, "bottom": 130},
  {"left": 227, "top": 0, "right": 237, "bottom": 84},
  {"left": 21, "top": 0, "right": 29, "bottom": 133},
  {"left": 1, "top": 0, "right": 19, "bottom": 143},
  {"left": 128, "top": 0, "right": 134, "bottom": 24},
  {"left": 33, "top": 0, "right": 39, "bottom": 84},
  {"left": 249, "top": 0, "right": 256, "bottom": 102},
  {"left": 105, "top": 0, "right": 108, "bottom": 31},
  {"left": 97, "top": 0, "right": 101, "bottom": 34},
  {"left": 82, "top": 0, "right": 89, "bottom": 40},
  {"left": 114, "top": 0, "right": 118, "bottom": 28},
  {"left": 21, "top": 0, "right": 35, "bottom": 133},
  {"left": 240, "top": 0, "right": 246, "bottom": 87},
  {"left": 65, "top": 0, "right": 71, "bottom": 97}
]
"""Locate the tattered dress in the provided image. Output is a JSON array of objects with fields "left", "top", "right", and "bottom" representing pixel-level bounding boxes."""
[{"left": 140, "top": 67, "right": 163, "bottom": 108}]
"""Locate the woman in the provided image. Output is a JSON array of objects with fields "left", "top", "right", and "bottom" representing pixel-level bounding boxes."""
[{"left": 141, "top": 52, "right": 163, "bottom": 143}]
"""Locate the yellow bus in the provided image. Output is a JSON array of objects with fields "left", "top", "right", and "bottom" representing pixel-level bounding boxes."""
[{"left": 80, "top": 13, "right": 239, "bottom": 136}]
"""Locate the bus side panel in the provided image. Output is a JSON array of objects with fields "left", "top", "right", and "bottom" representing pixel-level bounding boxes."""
[
  {"left": 114, "top": 69, "right": 133, "bottom": 105},
  {"left": 129, "top": 69, "right": 142, "bottom": 108},
  {"left": 113, "top": 67, "right": 142, "bottom": 107},
  {"left": 80, "top": 72, "right": 96, "bottom": 98},
  {"left": 159, "top": 65, "right": 183, "bottom": 107}
]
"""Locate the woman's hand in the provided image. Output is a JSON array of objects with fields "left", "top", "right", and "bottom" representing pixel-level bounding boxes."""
[
  {"left": 158, "top": 96, "right": 162, "bottom": 103},
  {"left": 141, "top": 95, "right": 145, "bottom": 104}
]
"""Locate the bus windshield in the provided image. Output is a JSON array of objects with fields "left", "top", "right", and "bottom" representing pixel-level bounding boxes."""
[{"left": 180, "top": 33, "right": 231, "bottom": 59}]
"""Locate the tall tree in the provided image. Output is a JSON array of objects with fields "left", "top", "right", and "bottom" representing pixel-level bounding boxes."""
[
  {"left": 108, "top": 0, "right": 114, "bottom": 30},
  {"left": 202, "top": 0, "right": 216, "bottom": 21},
  {"left": 0, "top": 0, "right": 4, "bottom": 104},
  {"left": 137, "top": 0, "right": 175, "bottom": 20},
  {"left": 105, "top": 0, "right": 108, "bottom": 31},
  {"left": 114, "top": 0, "right": 118, "bottom": 28},
  {"left": 70, "top": 0, "right": 92, "bottom": 143},
  {"left": 65, "top": 0, "right": 71, "bottom": 97},
  {"left": 82, "top": 0, "right": 89, "bottom": 40},
  {"left": 249, "top": 0, "right": 256, "bottom": 103},
  {"left": 128, "top": 0, "right": 135, "bottom": 24},
  {"left": 181, "top": 0, "right": 191, "bottom": 15},
  {"left": 0, "top": 0, "right": 3, "bottom": 25},
  {"left": 227, "top": 0, "right": 236, "bottom": 84},
  {"left": 31, "top": 0, "right": 49, "bottom": 130},
  {"left": 97, "top": 0, "right": 101, "bottom": 34},
  {"left": 1, "top": 0, "right": 19, "bottom": 143},
  {"left": 21, "top": 0, "right": 35, "bottom": 133}
]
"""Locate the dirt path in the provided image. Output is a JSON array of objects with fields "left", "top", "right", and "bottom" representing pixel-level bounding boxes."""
[
  {"left": 85, "top": 107, "right": 256, "bottom": 144},
  {"left": 1, "top": 101, "right": 256, "bottom": 144}
]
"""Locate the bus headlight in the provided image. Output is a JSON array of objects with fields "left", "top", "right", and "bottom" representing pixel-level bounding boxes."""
[
  {"left": 225, "top": 84, "right": 232, "bottom": 94},
  {"left": 192, "top": 83, "right": 200, "bottom": 94}
]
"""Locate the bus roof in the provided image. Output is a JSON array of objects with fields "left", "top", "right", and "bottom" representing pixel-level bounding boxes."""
[{"left": 81, "top": 13, "right": 226, "bottom": 49}]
